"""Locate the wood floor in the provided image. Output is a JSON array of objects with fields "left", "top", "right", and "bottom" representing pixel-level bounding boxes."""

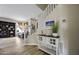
[{"left": 0, "top": 37, "right": 49, "bottom": 55}]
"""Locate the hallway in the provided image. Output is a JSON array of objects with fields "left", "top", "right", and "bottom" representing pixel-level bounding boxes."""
[{"left": 0, "top": 37, "right": 48, "bottom": 55}]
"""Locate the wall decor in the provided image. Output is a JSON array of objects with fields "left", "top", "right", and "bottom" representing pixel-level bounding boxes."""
[
  {"left": 45, "top": 20, "right": 54, "bottom": 26},
  {"left": 0, "top": 21, "right": 15, "bottom": 38}
]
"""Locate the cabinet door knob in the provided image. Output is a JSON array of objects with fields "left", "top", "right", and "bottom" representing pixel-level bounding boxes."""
[{"left": 50, "top": 39, "right": 53, "bottom": 41}]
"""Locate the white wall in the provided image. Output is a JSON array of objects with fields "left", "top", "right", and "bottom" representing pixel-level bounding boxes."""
[
  {"left": 0, "top": 4, "right": 42, "bottom": 21},
  {"left": 37, "top": 13, "right": 55, "bottom": 35},
  {"left": 61, "top": 5, "right": 79, "bottom": 55},
  {"left": 54, "top": 5, "right": 79, "bottom": 55},
  {"left": 0, "top": 17, "right": 16, "bottom": 23}
]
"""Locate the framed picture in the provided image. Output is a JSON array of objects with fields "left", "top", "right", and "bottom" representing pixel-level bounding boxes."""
[{"left": 45, "top": 20, "right": 54, "bottom": 26}]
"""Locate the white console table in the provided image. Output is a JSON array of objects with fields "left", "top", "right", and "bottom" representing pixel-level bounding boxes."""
[{"left": 38, "top": 34, "right": 59, "bottom": 55}]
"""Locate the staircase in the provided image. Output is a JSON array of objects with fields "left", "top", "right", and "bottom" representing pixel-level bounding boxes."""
[{"left": 24, "top": 32, "right": 38, "bottom": 45}]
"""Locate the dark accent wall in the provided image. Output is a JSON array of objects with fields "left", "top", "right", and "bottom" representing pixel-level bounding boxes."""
[{"left": 0, "top": 21, "right": 15, "bottom": 38}]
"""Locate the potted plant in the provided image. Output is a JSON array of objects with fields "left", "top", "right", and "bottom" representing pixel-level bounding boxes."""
[{"left": 51, "top": 21, "right": 59, "bottom": 36}]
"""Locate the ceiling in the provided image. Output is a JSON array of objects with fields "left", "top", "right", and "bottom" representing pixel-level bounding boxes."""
[
  {"left": 36, "top": 4, "right": 48, "bottom": 11},
  {"left": 0, "top": 4, "right": 47, "bottom": 21}
]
